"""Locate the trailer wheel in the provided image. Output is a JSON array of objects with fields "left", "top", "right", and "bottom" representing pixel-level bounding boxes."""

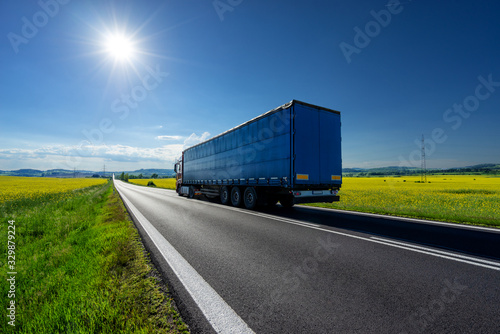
[
  {"left": 280, "top": 196, "right": 294, "bottom": 208},
  {"left": 188, "top": 186, "right": 195, "bottom": 199},
  {"left": 220, "top": 186, "right": 230, "bottom": 205},
  {"left": 231, "top": 187, "right": 242, "bottom": 207},
  {"left": 243, "top": 187, "right": 258, "bottom": 210}
]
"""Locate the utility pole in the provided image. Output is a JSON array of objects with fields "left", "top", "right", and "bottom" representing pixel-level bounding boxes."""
[
  {"left": 103, "top": 164, "right": 106, "bottom": 178},
  {"left": 421, "top": 135, "right": 427, "bottom": 183}
]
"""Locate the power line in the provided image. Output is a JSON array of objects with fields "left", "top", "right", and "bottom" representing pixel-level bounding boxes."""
[{"left": 421, "top": 134, "right": 427, "bottom": 183}]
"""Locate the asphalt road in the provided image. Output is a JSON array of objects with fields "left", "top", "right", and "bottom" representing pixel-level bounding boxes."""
[{"left": 114, "top": 180, "right": 500, "bottom": 334}]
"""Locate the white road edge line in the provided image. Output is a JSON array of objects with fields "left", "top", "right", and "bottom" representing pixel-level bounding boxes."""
[
  {"left": 307, "top": 206, "right": 500, "bottom": 233},
  {"left": 129, "top": 182, "right": 322, "bottom": 228},
  {"left": 125, "top": 183, "right": 322, "bottom": 230},
  {"left": 127, "top": 182, "right": 500, "bottom": 233},
  {"left": 273, "top": 222, "right": 500, "bottom": 272},
  {"left": 233, "top": 209, "right": 500, "bottom": 272},
  {"left": 370, "top": 236, "right": 500, "bottom": 267},
  {"left": 116, "top": 183, "right": 255, "bottom": 334},
  {"left": 367, "top": 237, "right": 500, "bottom": 271},
  {"left": 119, "top": 181, "right": 500, "bottom": 271},
  {"left": 282, "top": 224, "right": 500, "bottom": 272}
]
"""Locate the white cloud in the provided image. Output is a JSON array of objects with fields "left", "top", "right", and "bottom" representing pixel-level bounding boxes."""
[
  {"left": 183, "top": 132, "right": 210, "bottom": 148},
  {"left": 156, "top": 135, "right": 183, "bottom": 141},
  {"left": 0, "top": 131, "right": 211, "bottom": 170},
  {"left": 0, "top": 143, "right": 184, "bottom": 170}
]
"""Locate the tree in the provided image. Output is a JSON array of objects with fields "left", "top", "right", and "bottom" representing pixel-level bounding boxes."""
[
  {"left": 120, "top": 172, "right": 125, "bottom": 180},
  {"left": 151, "top": 173, "right": 158, "bottom": 179},
  {"left": 138, "top": 173, "right": 143, "bottom": 179}
]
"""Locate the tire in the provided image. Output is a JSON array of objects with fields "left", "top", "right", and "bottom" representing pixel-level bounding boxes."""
[
  {"left": 188, "top": 186, "right": 195, "bottom": 199},
  {"left": 220, "top": 186, "right": 230, "bottom": 205},
  {"left": 280, "top": 196, "right": 294, "bottom": 208},
  {"left": 231, "top": 187, "right": 242, "bottom": 207},
  {"left": 243, "top": 187, "right": 258, "bottom": 210}
]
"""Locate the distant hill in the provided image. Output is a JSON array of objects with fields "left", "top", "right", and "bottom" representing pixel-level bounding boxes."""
[
  {"left": 1, "top": 164, "right": 497, "bottom": 178},
  {"left": 0, "top": 169, "right": 98, "bottom": 178},
  {"left": 0, "top": 168, "right": 175, "bottom": 178},
  {"left": 5, "top": 169, "right": 44, "bottom": 176},
  {"left": 463, "top": 163, "right": 500, "bottom": 169},
  {"left": 443, "top": 164, "right": 500, "bottom": 174},
  {"left": 124, "top": 169, "right": 175, "bottom": 177},
  {"left": 342, "top": 164, "right": 500, "bottom": 176}
]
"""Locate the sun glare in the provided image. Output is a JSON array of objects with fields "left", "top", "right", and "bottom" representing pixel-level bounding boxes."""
[{"left": 105, "top": 33, "right": 135, "bottom": 61}]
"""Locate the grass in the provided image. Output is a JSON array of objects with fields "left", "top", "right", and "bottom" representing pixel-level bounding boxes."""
[
  {"left": 0, "top": 179, "right": 189, "bottom": 333},
  {"left": 306, "top": 175, "right": 500, "bottom": 228}
]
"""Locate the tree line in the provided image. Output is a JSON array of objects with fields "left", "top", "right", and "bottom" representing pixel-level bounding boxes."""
[{"left": 118, "top": 173, "right": 160, "bottom": 181}]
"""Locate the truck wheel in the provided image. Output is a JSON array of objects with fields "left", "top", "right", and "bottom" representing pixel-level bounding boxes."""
[
  {"left": 220, "top": 186, "right": 230, "bottom": 205},
  {"left": 231, "top": 187, "right": 242, "bottom": 207},
  {"left": 188, "top": 186, "right": 195, "bottom": 199},
  {"left": 243, "top": 187, "right": 258, "bottom": 210},
  {"left": 280, "top": 196, "right": 294, "bottom": 208}
]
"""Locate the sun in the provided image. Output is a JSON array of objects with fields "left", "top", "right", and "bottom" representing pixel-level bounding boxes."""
[{"left": 104, "top": 33, "right": 135, "bottom": 61}]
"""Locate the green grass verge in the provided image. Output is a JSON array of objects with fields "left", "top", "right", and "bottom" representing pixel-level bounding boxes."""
[{"left": 1, "top": 181, "right": 189, "bottom": 333}]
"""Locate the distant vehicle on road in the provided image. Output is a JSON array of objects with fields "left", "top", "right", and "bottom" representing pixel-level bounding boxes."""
[{"left": 174, "top": 100, "right": 342, "bottom": 209}]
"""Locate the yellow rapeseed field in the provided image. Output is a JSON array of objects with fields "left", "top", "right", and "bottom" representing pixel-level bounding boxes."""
[
  {"left": 128, "top": 178, "right": 177, "bottom": 189},
  {"left": 311, "top": 175, "right": 500, "bottom": 227},
  {"left": 0, "top": 176, "right": 108, "bottom": 203}
]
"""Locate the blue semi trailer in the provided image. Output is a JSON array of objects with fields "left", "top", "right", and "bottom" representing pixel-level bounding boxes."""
[{"left": 174, "top": 100, "right": 342, "bottom": 209}]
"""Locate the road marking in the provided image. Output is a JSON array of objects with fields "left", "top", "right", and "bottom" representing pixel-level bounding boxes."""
[
  {"left": 172, "top": 191, "right": 500, "bottom": 271},
  {"left": 115, "top": 182, "right": 255, "bottom": 334},
  {"left": 307, "top": 206, "right": 500, "bottom": 233},
  {"left": 123, "top": 182, "right": 322, "bottom": 230},
  {"left": 271, "top": 220, "right": 500, "bottom": 272},
  {"left": 370, "top": 236, "right": 500, "bottom": 268},
  {"left": 125, "top": 181, "right": 500, "bottom": 233},
  {"left": 209, "top": 205, "right": 322, "bottom": 229},
  {"left": 122, "top": 181, "right": 322, "bottom": 228},
  {"left": 119, "top": 181, "right": 500, "bottom": 271}
]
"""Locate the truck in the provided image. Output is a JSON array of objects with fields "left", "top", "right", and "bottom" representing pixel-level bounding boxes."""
[{"left": 174, "top": 100, "right": 342, "bottom": 209}]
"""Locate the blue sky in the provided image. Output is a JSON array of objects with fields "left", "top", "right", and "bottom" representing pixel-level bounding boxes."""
[{"left": 1, "top": 0, "right": 499, "bottom": 171}]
